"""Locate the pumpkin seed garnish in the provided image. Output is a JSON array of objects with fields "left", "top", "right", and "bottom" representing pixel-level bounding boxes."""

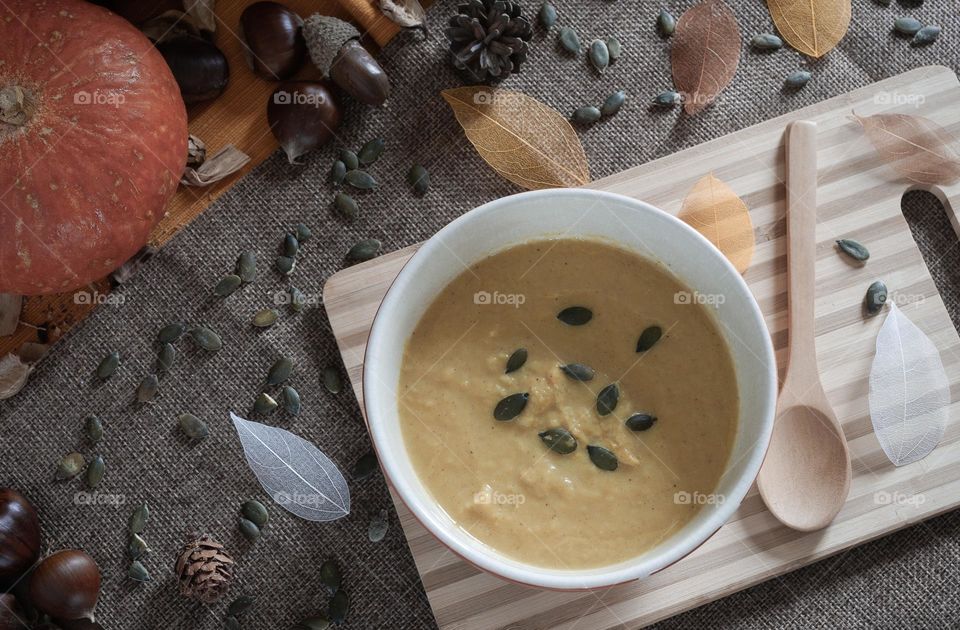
[
  {"left": 588, "top": 39, "right": 609, "bottom": 72},
  {"left": 85, "top": 415, "right": 103, "bottom": 444},
  {"left": 606, "top": 36, "right": 622, "bottom": 61},
  {"left": 227, "top": 594, "right": 256, "bottom": 617},
  {"left": 601, "top": 91, "right": 626, "bottom": 116},
  {"left": 494, "top": 392, "right": 529, "bottom": 421},
  {"left": 865, "top": 280, "right": 888, "bottom": 316},
  {"left": 346, "top": 239, "right": 382, "bottom": 262},
  {"left": 538, "top": 427, "right": 577, "bottom": 454},
  {"left": 368, "top": 509, "right": 389, "bottom": 542},
  {"left": 190, "top": 326, "right": 223, "bottom": 351},
  {"left": 557, "top": 306, "right": 592, "bottom": 325},
  {"left": 657, "top": 8, "right": 676, "bottom": 36},
  {"left": 276, "top": 255, "right": 296, "bottom": 275},
  {"left": 238, "top": 518, "right": 261, "bottom": 542},
  {"left": 596, "top": 383, "right": 620, "bottom": 416},
  {"left": 587, "top": 445, "right": 618, "bottom": 471},
  {"left": 282, "top": 233, "right": 300, "bottom": 258},
  {"left": 357, "top": 138, "right": 385, "bottom": 165},
  {"left": 625, "top": 412, "right": 657, "bottom": 431},
  {"left": 352, "top": 451, "right": 378, "bottom": 480},
  {"left": 407, "top": 164, "right": 430, "bottom": 195},
  {"left": 558, "top": 26, "right": 580, "bottom": 53},
  {"left": 344, "top": 170, "right": 378, "bottom": 190},
  {"left": 295, "top": 223, "right": 312, "bottom": 243},
  {"left": 254, "top": 393, "right": 278, "bottom": 414},
  {"left": 96, "top": 351, "right": 120, "bottom": 380},
  {"left": 225, "top": 617, "right": 241, "bottom": 630},
  {"left": 750, "top": 33, "right": 783, "bottom": 50},
  {"left": 157, "top": 343, "right": 176, "bottom": 372},
  {"left": 214, "top": 274, "right": 242, "bottom": 297},
  {"left": 538, "top": 2, "right": 557, "bottom": 28},
  {"left": 912, "top": 25, "right": 940, "bottom": 46},
  {"left": 323, "top": 366, "right": 342, "bottom": 394},
  {"left": 281, "top": 385, "right": 301, "bottom": 415},
  {"left": 128, "top": 533, "right": 151, "bottom": 559},
  {"left": 289, "top": 286, "right": 307, "bottom": 313},
  {"left": 267, "top": 357, "right": 293, "bottom": 385},
  {"left": 636, "top": 325, "right": 663, "bottom": 352},
  {"left": 157, "top": 322, "right": 186, "bottom": 344},
  {"left": 329, "top": 589, "right": 349, "bottom": 624},
  {"left": 293, "top": 616, "right": 330, "bottom": 630},
  {"left": 785, "top": 70, "right": 812, "bottom": 89},
  {"left": 335, "top": 192, "right": 358, "bottom": 220},
  {"left": 128, "top": 560, "right": 151, "bottom": 582},
  {"left": 330, "top": 159, "right": 347, "bottom": 185},
  {"left": 129, "top": 503, "right": 149, "bottom": 534},
  {"left": 236, "top": 251, "right": 257, "bottom": 282},
  {"left": 505, "top": 348, "right": 528, "bottom": 373},
  {"left": 339, "top": 149, "right": 359, "bottom": 170},
  {"left": 136, "top": 374, "right": 159, "bottom": 403},
  {"left": 241, "top": 500, "right": 269, "bottom": 527},
  {"left": 836, "top": 239, "right": 870, "bottom": 262},
  {"left": 572, "top": 106, "right": 601, "bottom": 125},
  {"left": 559, "top": 363, "right": 595, "bottom": 381},
  {"left": 654, "top": 90, "right": 681, "bottom": 107},
  {"left": 320, "top": 559, "right": 342, "bottom": 592},
  {"left": 894, "top": 16, "right": 922, "bottom": 36},
  {"left": 178, "top": 413, "right": 209, "bottom": 440},
  {"left": 253, "top": 308, "right": 279, "bottom": 328},
  {"left": 56, "top": 453, "right": 84, "bottom": 479},
  {"left": 86, "top": 455, "right": 105, "bottom": 489}
]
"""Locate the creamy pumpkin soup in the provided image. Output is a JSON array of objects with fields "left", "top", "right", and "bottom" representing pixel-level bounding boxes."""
[{"left": 397, "top": 238, "right": 738, "bottom": 569}]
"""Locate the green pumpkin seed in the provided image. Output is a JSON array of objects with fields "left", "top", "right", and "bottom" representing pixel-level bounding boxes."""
[
  {"left": 128, "top": 533, "right": 151, "bottom": 559},
  {"left": 190, "top": 326, "right": 222, "bottom": 351},
  {"left": 294, "top": 616, "right": 330, "bottom": 630},
  {"left": 239, "top": 518, "right": 261, "bottom": 541},
  {"left": 236, "top": 251, "right": 257, "bottom": 283},
  {"left": 334, "top": 192, "right": 358, "bottom": 220},
  {"left": 56, "top": 453, "right": 84, "bottom": 479},
  {"left": 654, "top": 90, "right": 681, "bottom": 107},
  {"left": 96, "top": 351, "right": 120, "bottom": 379},
  {"left": 751, "top": 33, "right": 783, "bottom": 50},
  {"left": 253, "top": 308, "right": 279, "bottom": 328},
  {"left": 352, "top": 451, "right": 378, "bottom": 480},
  {"left": 289, "top": 286, "right": 307, "bottom": 313},
  {"left": 339, "top": 149, "right": 359, "bottom": 170},
  {"left": 572, "top": 106, "right": 601, "bottom": 124},
  {"left": 157, "top": 343, "right": 176, "bottom": 372},
  {"left": 494, "top": 392, "right": 529, "bottom": 421},
  {"left": 214, "top": 274, "right": 242, "bottom": 297},
  {"left": 178, "top": 413, "right": 209, "bottom": 440},
  {"left": 296, "top": 223, "right": 312, "bottom": 243},
  {"left": 136, "top": 374, "right": 159, "bottom": 403},
  {"left": 346, "top": 239, "right": 382, "bottom": 262},
  {"left": 323, "top": 366, "right": 342, "bottom": 394},
  {"left": 636, "top": 326, "right": 663, "bottom": 352},
  {"left": 865, "top": 280, "right": 888, "bottom": 316},
  {"left": 328, "top": 589, "right": 349, "bottom": 624},
  {"left": 538, "top": 427, "right": 577, "bottom": 454},
  {"left": 606, "top": 36, "right": 622, "bottom": 61},
  {"left": 588, "top": 39, "right": 609, "bottom": 72},
  {"left": 225, "top": 616, "right": 241, "bottom": 630},
  {"left": 241, "top": 500, "right": 269, "bottom": 527},
  {"left": 625, "top": 413, "right": 657, "bottom": 431},
  {"left": 320, "top": 559, "right": 342, "bottom": 592},
  {"left": 344, "top": 170, "right": 378, "bottom": 190},
  {"left": 836, "top": 239, "right": 870, "bottom": 262},
  {"left": 330, "top": 159, "right": 347, "bottom": 185},
  {"left": 276, "top": 255, "right": 296, "bottom": 275},
  {"left": 407, "top": 164, "right": 430, "bottom": 195},
  {"left": 505, "top": 348, "right": 527, "bottom": 373},
  {"left": 894, "top": 16, "right": 922, "bottom": 36},
  {"left": 559, "top": 363, "right": 595, "bottom": 381},
  {"left": 785, "top": 70, "right": 812, "bottom": 89},
  {"left": 254, "top": 392, "right": 278, "bottom": 414},
  {"left": 557, "top": 306, "right": 592, "bottom": 325},
  {"left": 86, "top": 455, "right": 105, "bottom": 489},
  {"left": 912, "top": 25, "right": 940, "bottom": 46},
  {"left": 538, "top": 2, "right": 557, "bottom": 28},
  {"left": 657, "top": 8, "right": 676, "bottom": 36},
  {"left": 558, "top": 26, "right": 580, "bottom": 53},
  {"left": 368, "top": 509, "right": 389, "bottom": 542},
  {"left": 227, "top": 594, "right": 256, "bottom": 617},
  {"left": 266, "top": 357, "right": 293, "bottom": 385},
  {"left": 128, "top": 560, "right": 150, "bottom": 582},
  {"left": 85, "top": 415, "right": 103, "bottom": 444},
  {"left": 282, "top": 385, "right": 301, "bottom": 415},
  {"left": 588, "top": 445, "right": 618, "bottom": 471},
  {"left": 358, "top": 138, "right": 385, "bottom": 165},
  {"left": 597, "top": 383, "right": 620, "bottom": 416},
  {"left": 157, "top": 322, "right": 186, "bottom": 344},
  {"left": 601, "top": 91, "right": 626, "bottom": 116},
  {"left": 282, "top": 233, "right": 300, "bottom": 258},
  {"left": 129, "top": 503, "right": 149, "bottom": 534}
]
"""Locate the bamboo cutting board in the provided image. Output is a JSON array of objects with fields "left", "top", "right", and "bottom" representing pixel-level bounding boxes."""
[{"left": 323, "top": 66, "right": 960, "bottom": 629}]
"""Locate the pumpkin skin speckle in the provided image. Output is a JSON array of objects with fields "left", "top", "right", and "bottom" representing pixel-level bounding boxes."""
[{"left": 0, "top": 0, "right": 187, "bottom": 295}]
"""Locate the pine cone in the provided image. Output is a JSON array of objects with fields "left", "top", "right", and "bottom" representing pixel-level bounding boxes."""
[
  {"left": 445, "top": 0, "right": 533, "bottom": 82},
  {"left": 174, "top": 535, "right": 234, "bottom": 603}
]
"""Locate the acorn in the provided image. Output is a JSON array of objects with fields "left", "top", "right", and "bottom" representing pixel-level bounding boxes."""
[
  {"left": 240, "top": 2, "right": 307, "bottom": 80},
  {"left": 156, "top": 35, "right": 230, "bottom": 103},
  {"left": 267, "top": 81, "right": 342, "bottom": 164},
  {"left": 302, "top": 14, "right": 390, "bottom": 106},
  {"left": 0, "top": 488, "right": 41, "bottom": 590},
  {"left": 28, "top": 550, "right": 101, "bottom": 622}
]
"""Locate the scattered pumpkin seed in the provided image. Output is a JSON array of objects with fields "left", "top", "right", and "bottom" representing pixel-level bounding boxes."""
[
  {"left": 407, "top": 164, "right": 430, "bottom": 195},
  {"left": 606, "top": 36, "right": 622, "bottom": 61},
  {"left": 750, "top": 33, "right": 783, "bottom": 50},
  {"left": 505, "top": 348, "right": 528, "bottom": 373},
  {"left": 136, "top": 374, "right": 159, "bottom": 403},
  {"left": 339, "top": 149, "right": 359, "bottom": 170},
  {"left": 236, "top": 251, "right": 257, "bottom": 283},
  {"left": 56, "top": 453, "right": 84, "bottom": 479},
  {"left": 282, "top": 233, "right": 300, "bottom": 257},
  {"left": 912, "top": 25, "right": 940, "bottom": 46},
  {"left": 289, "top": 286, "right": 307, "bottom": 312},
  {"left": 344, "top": 170, "right": 378, "bottom": 190},
  {"left": 282, "top": 385, "right": 301, "bottom": 415},
  {"left": 254, "top": 392, "right": 278, "bottom": 414},
  {"left": 636, "top": 325, "right": 663, "bottom": 352},
  {"left": 190, "top": 326, "right": 223, "bottom": 351},
  {"left": 241, "top": 500, "right": 269, "bottom": 527},
  {"left": 276, "top": 255, "right": 296, "bottom": 275},
  {"left": 85, "top": 415, "right": 103, "bottom": 444},
  {"left": 323, "top": 366, "right": 342, "bottom": 393},
  {"left": 346, "top": 239, "right": 382, "bottom": 262},
  {"left": 158, "top": 322, "right": 186, "bottom": 344},
  {"left": 214, "top": 274, "right": 242, "bottom": 297},
  {"left": 494, "top": 392, "right": 529, "bottom": 421},
  {"left": 128, "top": 560, "right": 150, "bottom": 582},
  {"left": 86, "top": 455, "right": 104, "bottom": 489},
  {"left": 538, "top": 427, "right": 577, "bottom": 454},
  {"left": 129, "top": 503, "right": 149, "bottom": 534},
  {"left": 836, "top": 239, "right": 870, "bottom": 262},
  {"left": 538, "top": 2, "right": 557, "bottom": 28},
  {"left": 128, "top": 533, "right": 151, "bottom": 559},
  {"left": 654, "top": 90, "right": 681, "bottom": 107},
  {"left": 657, "top": 8, "right": 677, "bottom": 36},
  {"left": 253, "top": 308, "right": 279, "bottom": 328},
  {"left": 330, "top": 159, "right": 347, "bottom": 184},
  {"left": 295, "top": 223, "right": 312, "bottom": 242},
  {"left": 588, "top": 39, "right": 609, "bottom": 72},
  {"left": 267, "top": 357, "right": 293, "bottom": 385},
  {"left": 328, "top": 589, "right": 349, "bottom": 624},
  {"left": 601, "top": 91, "right": 626, "bottom": 116},
  {"left": 227, "top": 594, "right": 256, "bottom": 617},
  {"left": 587, "top": 445, "right": 618, "bottom": 471},
  {"left": 572, "top": 105, "right": 601, "bottom": 124},
  {"left": 320, "top": 559, "right": 342, "bottom": 592},
  {"left": 239, "top": 518, "right": 261, "bottom": 541},
  {"left": 894, "top": 16, "right": 922, "bottom": 36},
  {"left": 785, "top": 70, "right": 812, "bottom": 89},
  {"left": 96, "top": 351, "right": 120, "bottom": 380},
  {"left": 225, "top": 617, "right": 241, "bottom": 630},
  {"left": 157, "top": 343, "right": 176, "bottom": 372},
  {"left": 294, "top": 616, "right": 330, "bottom": 630},
  {"left": 557, "top": 306, "right": 592, "bottom": 325},
  {"left": 368, "top": 509, "right": 389, "bottom": 542},
  {"left": 358, "top": 138, "right": 385, "bottom": 165},
  {"left": 625, "top": 413, "right": 657, "bottom": 431},
  {"left": 352, "top": 451, "right": 378, "bottom": 480},
  {"left": 559, "top": 363, "right": 595, "bottom": 381},
  {"left": 178, "top": 413, "right": 209, "bottom": 440},
  {"left": 558, "top": 26, "right": 580, "bottom": 53},
  {"left": 597, "top": 383, "right": 620, "bottom": 416},
  {"left": 334, "top": 192, "right": 358, "bottom": 220},
  {"left": 865, "top": 280, "right": 888, "bottom": 315}
]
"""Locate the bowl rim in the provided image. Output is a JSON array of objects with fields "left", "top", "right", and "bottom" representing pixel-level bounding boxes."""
[{"left": 362, "top": 188, "right": 777, "bottom": 590}]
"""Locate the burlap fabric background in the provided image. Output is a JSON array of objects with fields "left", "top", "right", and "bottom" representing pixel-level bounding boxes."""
[{"left": 2, "top": 1, "right": 960, "bottom": 628}]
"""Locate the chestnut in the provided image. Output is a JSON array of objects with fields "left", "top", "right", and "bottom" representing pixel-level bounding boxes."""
[
  {"left": 156, "top": 35, "right": 230, "bottom": 104},
  {"left": 240, "top": 2, "right": 306, "bottom": 80},
  {"left": 302, "top": 15, "right": 391, "bottom": 107},
  {"left": 0, "top": 594, "right": 25, "bottom": 630},
  {"left": 267, "top": 81, "right": 342, "bottom": 164},
  {"left": 0, "top": 488, "right": 41, "bottom": 590},
  {"left": 29, "top": 550, "right": 101, "bottom": 622}
]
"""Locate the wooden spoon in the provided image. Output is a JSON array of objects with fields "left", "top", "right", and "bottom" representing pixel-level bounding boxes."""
[{"left": 756, "top": 121, "right": 852, "bottom": 532}]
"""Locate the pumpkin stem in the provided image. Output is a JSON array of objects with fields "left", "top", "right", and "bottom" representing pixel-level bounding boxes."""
[{"left": 0, "top": 86, "right": 35, "bottom": 127}]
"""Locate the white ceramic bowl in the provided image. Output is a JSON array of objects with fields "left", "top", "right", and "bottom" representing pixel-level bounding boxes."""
[{"left": 363, "top": 189, "right": 777, "bottom": 590}]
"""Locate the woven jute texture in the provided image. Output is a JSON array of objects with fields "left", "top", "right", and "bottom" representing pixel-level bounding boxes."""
[{"left": 2, "top": 1, "right": 960, "bottom": 628}]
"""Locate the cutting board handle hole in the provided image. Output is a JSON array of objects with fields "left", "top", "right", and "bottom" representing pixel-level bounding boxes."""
[{"left": 900, "top": 188, "right": 960, "bottom": 329}]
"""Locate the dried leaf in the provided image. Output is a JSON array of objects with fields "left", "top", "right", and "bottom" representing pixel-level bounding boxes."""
[
  {"left": 853, "top": 112, "right": 960, "bottom": 185},
  {"left": 230, "top": 412, "right": 350, "bottom": 522},
  {"left": 869, "top": 303, "right": 949, "bottom": 466},
  {"left": 0, "top": 354, "right": 32, "bottom": 400},
  {"left": 181, "top": 145, "right": 250, "bottom": 187},
  {"left": 678, "top": 173, "right": 755, "bottom": 273},
  {"left": 671, "top": 0, "right": 741, "bottom": 115},
  {"left": 0, "top": 293, "right": 21, "bottom": 336},
  {"left": 767, "top": 0, "right": 850, "bottom": 58},
  {"left": 379, "top": 0, "right": 426, "bottom": 29},
  {"left": 183, "top": 0, "right": 217, "bottom": 33},
  {"left": 441, "top": 86, "right": 590, "bottom": 190}
]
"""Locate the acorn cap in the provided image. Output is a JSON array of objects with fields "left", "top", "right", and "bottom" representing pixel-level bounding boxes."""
[{"left": 303, "top": 14, "right": 362, "bottom": 76}]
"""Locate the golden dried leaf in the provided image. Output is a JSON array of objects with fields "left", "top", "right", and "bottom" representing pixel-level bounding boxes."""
[
  {"left": 853, "top": 112, "right": 960, "bottom": 185},
  {"left": 441, "top": 86, "right": 590, "bottom": 190},
  {"left": 679, "top": 173, "right": 755, "bottom": 273},
  {"left": 671, "top": 0, "right": 741, "bottom": 115},
  {"left": 767, "top": 0, "right": 850, "bottom": 58}
]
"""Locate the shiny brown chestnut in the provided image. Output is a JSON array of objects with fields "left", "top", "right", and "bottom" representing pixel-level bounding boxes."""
[
  {"left": 156, "top": 35, "right": 230, "bottom": 104},
  {"left": 240, "top": 2, "right": 306, "bottom": 80},
  {"left": 0, "top": 593, "right": 25, "bottom": 630},
  {"left": 267, "top": 81, "right": 342, "bottom": 164},
  {"left": 29, "top": 550, "right": 101, "bottom": 622},
  {"left": 0, "top": 488, "right": 41, "bottom": 590}
]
